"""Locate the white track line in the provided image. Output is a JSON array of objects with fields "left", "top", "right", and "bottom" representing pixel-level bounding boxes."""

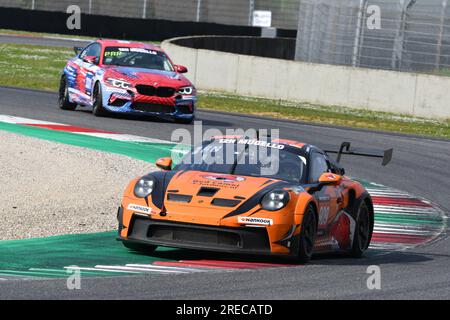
[
  {"left": 94, "top": 265, "right": 188, "bottom": 274},
  {"left": 64, "top": 266, "right": 140, "bottom": 274},
  {"left": 0, "top": 115, "right": 61, "bottom": 125},
  {"left": 125, "top": 264, "right": 208, "bottom": 273},
  {"left": 76, "top": 132, "right": 170, "bottom": 143}
]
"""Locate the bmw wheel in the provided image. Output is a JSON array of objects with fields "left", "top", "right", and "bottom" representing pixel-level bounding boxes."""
[
  {"left": 92, "top": 83, "right": 108, "bottom": 117},
  {"left": 58, "top": 75, "right": 77, "bottom": 110}
]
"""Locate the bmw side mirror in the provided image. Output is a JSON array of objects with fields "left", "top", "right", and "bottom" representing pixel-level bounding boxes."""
[
  {"left": 174, "top": 64, "right": 188, "bottom": 73},
  {"left": 156, "top": 157, "right": 172, "bottom": 171},
  {"left": 82, "top": 55, "right": 98, "bottom": 65},
  {"left": 74, "top": 46, "right": 83, "bottom": 55}
]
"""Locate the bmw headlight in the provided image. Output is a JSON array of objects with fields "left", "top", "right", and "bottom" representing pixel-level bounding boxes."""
[
  {"left": 105, "top": 78, "right": 132, "bottom": 90},
  {"left": 261, "top": 189, "right": 290, "bottom": 211},
  {"left": 134, "top": 176, "right": 155, "bottom": 198},
  {"left": 177, "top": 86, "right": 194, "bottom": 95}
]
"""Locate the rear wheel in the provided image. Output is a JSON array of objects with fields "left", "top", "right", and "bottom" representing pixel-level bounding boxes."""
[
  {"left": 296, "top": 205, "right": 317, "bottom": 263},
  {"left": 349, "top": 201, "right": 371, "bottom": 257},
  {"left": 58, "top": 75, "right": 77, "bottom": 110},
  {"left": 92, "top": 83, "right": 108, "bottom": 117},
  {"left": 122, "top": 241, "right": 157, "bottom": 253}
]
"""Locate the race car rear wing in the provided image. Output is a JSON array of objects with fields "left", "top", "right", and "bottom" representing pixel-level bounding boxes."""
[{"left": 324, "top": 142, "right": 393, "bottom": 166}]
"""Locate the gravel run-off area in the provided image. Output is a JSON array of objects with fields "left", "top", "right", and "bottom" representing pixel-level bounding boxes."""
[{"left": 0, "top": 130, "right": 157, "bottom": 240}]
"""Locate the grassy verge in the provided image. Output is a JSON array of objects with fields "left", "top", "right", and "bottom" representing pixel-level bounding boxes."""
[{"left": 0, "top": 43, "right": 448, "bottom": 139}]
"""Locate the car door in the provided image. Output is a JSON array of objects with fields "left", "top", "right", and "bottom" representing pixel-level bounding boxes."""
[
  {"left": 77, "top": 42, "right": 101, "bottom": 98},
  {"left": 309, "top": 151, "right": 341, "bottom": 237}
]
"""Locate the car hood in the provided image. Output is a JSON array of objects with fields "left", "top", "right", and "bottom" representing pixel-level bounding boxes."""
[
  {"left": 104, "top": 66, "right": 191, "bottom": 87},
  {"left": 150, "top": 171, "right": 288, "bottom": 225}
]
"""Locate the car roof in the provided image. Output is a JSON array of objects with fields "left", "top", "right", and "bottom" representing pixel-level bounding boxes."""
[{"left": 95, "top": 39, "right": 161, "bottom": 51}]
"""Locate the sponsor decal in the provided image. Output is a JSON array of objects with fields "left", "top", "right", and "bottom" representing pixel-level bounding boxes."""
[
  {"left": 219, "top": 138, "right": 285, "bottom": 150},
  {"left": 127, "top": 204, "right": 154, "bottom": 215},
  {"left": 200, "top": 174, "right": 245, "bottom": 183},
  {"left": 238, "top": 216, "right": 273, "bottom": 226}
]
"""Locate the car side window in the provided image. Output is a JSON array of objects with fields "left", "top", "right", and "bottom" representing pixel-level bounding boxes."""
[
  {"left": 310, "top": 152, "right": 330, "bottom": 182},
  {"left": 80, "top": 43, "right": 101, "bottom": 64}
]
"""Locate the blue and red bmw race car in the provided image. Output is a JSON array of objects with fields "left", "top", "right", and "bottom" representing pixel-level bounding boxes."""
[{"left": 59, "top": 39, "right": 196, "bottom": 124}]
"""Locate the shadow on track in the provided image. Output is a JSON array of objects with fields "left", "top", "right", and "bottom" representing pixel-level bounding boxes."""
[
  {"left": 73, "top": 107, "right": 233, "bottom": 127},
  {"left": 124, "top": 246, "right": 433, "bottom": 268}
]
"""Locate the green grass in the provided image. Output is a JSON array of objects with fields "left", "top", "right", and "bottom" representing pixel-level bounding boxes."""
[
  {"left": 0, "top": 43, "right": 448, "bottom": 139},
  {"left": 0, "top": 43, "right": 72, "bottom": 91},
  {"left": 199, "top": 92, "right": 450, "bottom": 138}
]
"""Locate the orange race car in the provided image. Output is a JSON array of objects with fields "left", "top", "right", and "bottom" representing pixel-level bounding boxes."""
[{"left": 117, "top": 137, "right": 392, "bottom": 262}]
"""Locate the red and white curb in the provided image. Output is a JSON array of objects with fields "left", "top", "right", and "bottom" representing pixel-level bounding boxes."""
[
  {"left": 62, "top": 260, "right": 296, "bottom": 275},
  {"left": 0, "top": 115, "right": 171, "bottom": 144},
  {"left": 366, "top": 182, "right": 447, "bottom": 251}
]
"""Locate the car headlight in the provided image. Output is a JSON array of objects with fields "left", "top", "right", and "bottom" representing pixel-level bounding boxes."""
[
  {"left": 105, "top": 78, "right": 132, "bottom": 90},
  {"left": 261, "top": 189, "right": 290, "bottom": 211},
  {"left": 133, "top": 176, "right": 155, "bottom": 198},
  {"left": 177, "top": 86, "right": 194, "bottom": 95}
]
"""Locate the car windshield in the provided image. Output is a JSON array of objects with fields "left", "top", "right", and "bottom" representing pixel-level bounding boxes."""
[
  {"left": 174, "top": 139, "right": 306, "bottom": 183},
  {"left": 103, "top": 46, "right": 174, "bottom": 71}
]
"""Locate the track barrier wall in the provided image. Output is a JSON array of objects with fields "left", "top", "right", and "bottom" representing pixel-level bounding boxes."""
[{"left": 163, "top": 36, "right": 450, "bottom": 119}]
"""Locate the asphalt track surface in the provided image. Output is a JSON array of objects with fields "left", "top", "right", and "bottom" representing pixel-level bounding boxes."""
[
  {"left": 0, "top": 28, "right": 449, "bottom": 300},
  {"left": 0, "top": 86, "right": 449, "bottom": 299},
  {"left": 0, "top": 34, "right": 91, "bottom": 48}
]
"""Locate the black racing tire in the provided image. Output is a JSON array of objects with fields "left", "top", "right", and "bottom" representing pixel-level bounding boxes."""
[
  {"left": 122, "top": 241, "right": 157, "bottom": 253},
  {"left": 296, "top": 205, "right": 317, "bottom": 263},
  {"left": 58, "top": 75, "right": 77, "bottom": 110},
  {"left": 92, "top": 83, "right": 108, "bottom": 117},
  {"left": 349, "top": 201, "right": 372, "bottom": 258}
]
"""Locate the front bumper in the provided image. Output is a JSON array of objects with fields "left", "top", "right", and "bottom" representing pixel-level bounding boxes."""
[
  {"left": 102, "top": 85, "right": 196, "bottom": 120},
  {"left": 117, "top": 213, "right": 274, "bottom": 255}
]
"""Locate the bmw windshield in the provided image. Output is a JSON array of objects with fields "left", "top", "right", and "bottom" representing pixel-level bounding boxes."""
[
  {"left": 174, "top": 139, "right": 307, "bottom": 183},
  {"left": 103, "top": 46, "right": 174, "bottom": 71}
]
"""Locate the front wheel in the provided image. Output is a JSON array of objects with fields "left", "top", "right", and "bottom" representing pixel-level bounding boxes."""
[
  {"left": 296, "top": 205, "right": 317, "bottom": 263},
  {"left": 122, "top": 241, "right": 157, "bottom": 254},
  {"left": 92, "top": 83, "right": 108, "bottom": 117},
  {"left": 349, "top": 201, "right": 372, "bottom": 257},
  {"left": 58, "top": 75, "right": 77, "bottom": 110}
]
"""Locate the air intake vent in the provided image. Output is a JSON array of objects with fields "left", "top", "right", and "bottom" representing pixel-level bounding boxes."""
[
  {"left": 197, "top": 187, "right": 219, "bottom": 197},
  {"left": 211, "top": 198, "right": 241, "bottom": 207},
  {"left": 167, "top": 193, "right": 192, "bottom": 203}
]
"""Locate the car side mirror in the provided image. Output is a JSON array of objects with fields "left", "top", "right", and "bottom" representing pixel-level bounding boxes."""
[
  {"left": 156, "top": 157, "right": 172, "bottom": 170},
  {"left": 74, "top": 46, "right": 84, "bottom": 55},
  {"left": 174, "top": 64, "right": 188, "bottom": 73},
  {"left": 83, "top": 55, "right": 98, "bottom": 65},
  {"left": 318, "top": 172, "right": 342, "bottom": 185}
]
